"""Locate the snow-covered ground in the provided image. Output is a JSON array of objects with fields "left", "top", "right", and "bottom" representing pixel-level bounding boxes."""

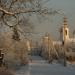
[{"left": 15, "top": 56, "right": 75, "bottom": 75}]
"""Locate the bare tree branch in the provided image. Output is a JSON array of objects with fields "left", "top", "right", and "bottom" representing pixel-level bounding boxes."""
[
  {"left": 0, "top": 7, "right": 14, "bottom": 15},
  {"left": 0, "top": 0, "right": 59, "bottom": 41}
]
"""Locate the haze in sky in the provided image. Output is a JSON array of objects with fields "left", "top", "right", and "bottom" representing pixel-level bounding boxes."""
[{"left": 34, "top": 0, "right": 75, "bottom": 40}]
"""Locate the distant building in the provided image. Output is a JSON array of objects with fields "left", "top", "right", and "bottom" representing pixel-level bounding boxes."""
[
  {"left": 52, "top": 16, "right": 75, "bottom": 46},
  {"left": 42, "top": 16, "right": 75, "bottom": 46},
  {"left": 42, "top": 33, "right": 53, "bottom": 49},
  {"left": 59, "top": 16, "right": 75, "bottom": 44},
  {"left": 41, "top": 16, "right": 75, "bottom": 60}
]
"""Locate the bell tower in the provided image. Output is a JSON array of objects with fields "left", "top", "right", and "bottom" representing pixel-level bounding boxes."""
[
  {"left": 62, "top": 16, "right": 69, "bottom": 44},
  {"left": 59, "top": 16, "right": 69, "bottom": 44}
]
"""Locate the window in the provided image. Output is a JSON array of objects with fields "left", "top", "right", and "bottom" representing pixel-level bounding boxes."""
[{"left": 65, "top": 30, "right": 67, "bottom": 35}]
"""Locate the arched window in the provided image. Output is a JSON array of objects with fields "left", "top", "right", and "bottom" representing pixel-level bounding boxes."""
[{"left": 65, "top": 30, "right": 67, "bottom": 35}]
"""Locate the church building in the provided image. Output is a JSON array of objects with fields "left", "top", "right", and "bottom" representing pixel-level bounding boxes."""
[{"left": 59, "top": 16, "right": 75, "bottom": 44}]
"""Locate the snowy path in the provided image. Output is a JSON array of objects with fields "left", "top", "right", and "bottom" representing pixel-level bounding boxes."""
[{"left": 15, "top": 56, "right": 75, "bottom": 75}]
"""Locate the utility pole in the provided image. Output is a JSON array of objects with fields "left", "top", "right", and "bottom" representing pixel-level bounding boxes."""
[
  {"left": 0, "top": 49, "right": 4, "bottom": 67},
  {"left": 48, "top": 37, "right": 51, "bottom": 63},
  {"left": 62, "top": 41, "right": 67, "bottom": 66},
  {"left": 48, "top": 34, "right": 52, "bottom": 63},
  {"left": 63, "top": 45, "right": 67, "bottom": 66}
]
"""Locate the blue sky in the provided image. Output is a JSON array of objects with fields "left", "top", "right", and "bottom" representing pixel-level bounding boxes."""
[{"left": 33, "top": 0, "right": 75, "bottom": 40}]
